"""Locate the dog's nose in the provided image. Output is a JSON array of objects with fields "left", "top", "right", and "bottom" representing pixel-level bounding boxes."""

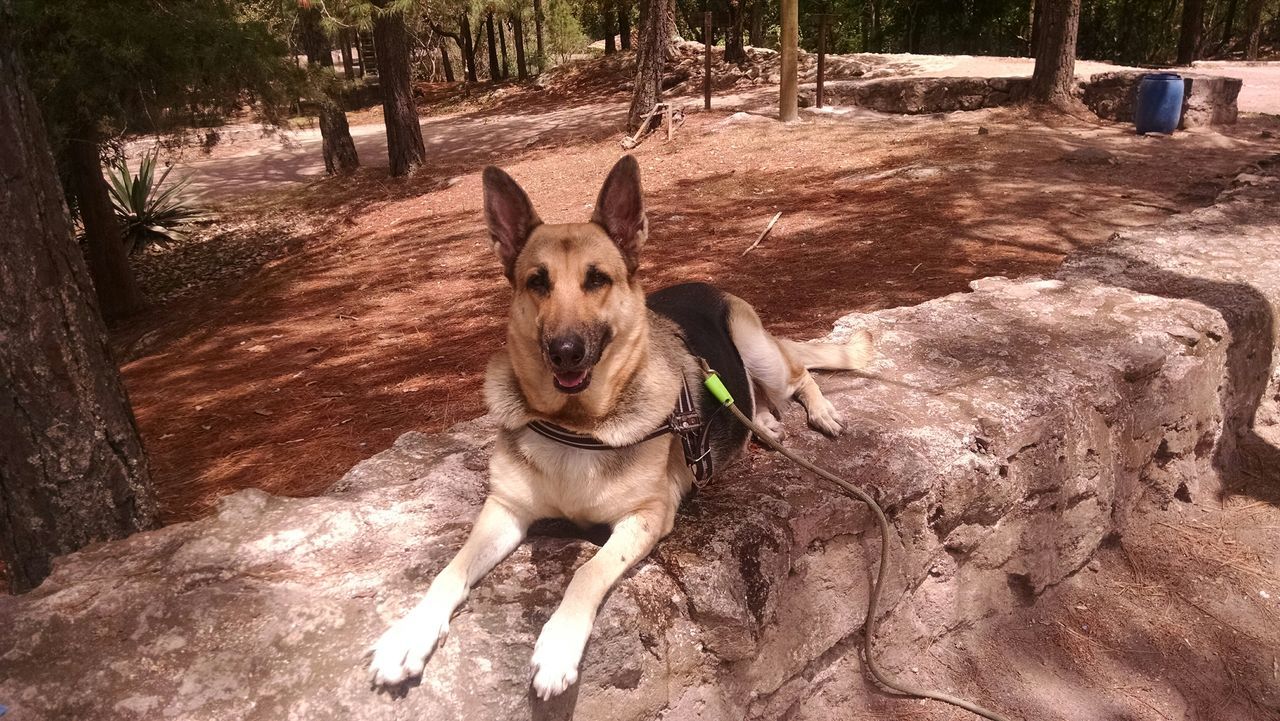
[{"left": 546, "top": 334, "right": 587, "bottom": 370}]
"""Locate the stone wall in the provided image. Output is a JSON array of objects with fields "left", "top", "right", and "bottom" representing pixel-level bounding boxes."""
[
  {"left": 1082, "top": 71, "right": 1243, "bottom": 128},
  {"left": 809, "top": 76, "right": 1030, "bottom": 114},
  {"left": 804, "top": 72, "right": 1242, "bottom": 127},
  {"left": 1, "top": 164, "right": 1277, "bottom": 720}
]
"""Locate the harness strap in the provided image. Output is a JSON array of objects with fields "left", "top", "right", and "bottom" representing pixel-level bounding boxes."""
[{"left": 524, "top": 377, "right": 713, "bottom": 484}]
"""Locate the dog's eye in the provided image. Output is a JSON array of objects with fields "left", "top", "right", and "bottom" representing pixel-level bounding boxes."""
[
  {"left": 583, "top": 267, "right": 612, "bottom": 291},
  {"left": 526, "top": 267, "right": 551, "bottom": 295}
]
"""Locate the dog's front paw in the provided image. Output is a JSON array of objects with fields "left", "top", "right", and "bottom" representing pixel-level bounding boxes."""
[
  {"left": 368, "top": 610, "right": 451, "bottom": 686},
  {"left": 806, "top": 397, "right": 844, "bottom": 437},
  {"left": 530, "top": 613, "right": 590, "bottom": 700}
]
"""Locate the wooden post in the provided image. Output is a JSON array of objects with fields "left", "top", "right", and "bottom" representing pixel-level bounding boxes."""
[
  {"left": 816, "top": 14, "right": 826, "bottom": 108},
  {"left": 704, "top": 11, "right": 712, "bottom": 111},
  {"left": 779, "top": 0, "right": 798, "bottom": 121}
]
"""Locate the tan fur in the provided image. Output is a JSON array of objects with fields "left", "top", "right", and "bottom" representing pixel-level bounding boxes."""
[{"left": 367, "top": 158, "right": 872, "bottom": 699}]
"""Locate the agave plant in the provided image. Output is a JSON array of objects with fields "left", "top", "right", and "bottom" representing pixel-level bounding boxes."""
[{"left": 107, "top": 149, "right": 205, "bottom": 255}]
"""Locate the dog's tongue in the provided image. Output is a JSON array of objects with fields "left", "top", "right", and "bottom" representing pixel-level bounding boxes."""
[{"left": 554, "top": 370, "right": 588, "bottom": 388}]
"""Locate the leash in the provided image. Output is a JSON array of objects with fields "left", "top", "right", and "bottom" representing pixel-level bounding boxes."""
[{"left": 698, "top": 359, "right": 1016, "bottom": 721}]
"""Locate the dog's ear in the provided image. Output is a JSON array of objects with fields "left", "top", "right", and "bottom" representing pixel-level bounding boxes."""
[
  {"left": 483, "top": 166, "right": 542, "bottom": 280},
  {"left": 590, "top": 155, "right": 647, "bottom": 276}
]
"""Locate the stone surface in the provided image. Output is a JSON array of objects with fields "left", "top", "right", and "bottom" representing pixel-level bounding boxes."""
[
  {"left": 805, "top": 72, "right": 1241, "bottom": 126},
  {"left": 1083, "top": 71, "right": 1243, "bottom": 128},
  {"left": 2, "top": 161, "right": 1279, "bottom": 720},
  {"left": 808, "top": 76, "right": 1031, "bottom": 114}
]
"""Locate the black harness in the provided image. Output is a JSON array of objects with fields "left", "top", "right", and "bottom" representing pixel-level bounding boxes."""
[{"left": 525, "top": 377, "right": 715, "bottom": 484}]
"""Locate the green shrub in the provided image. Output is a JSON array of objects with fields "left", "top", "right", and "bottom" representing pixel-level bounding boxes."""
[{"left": 107, "top": 149, "right": 204, "bottom": 254}]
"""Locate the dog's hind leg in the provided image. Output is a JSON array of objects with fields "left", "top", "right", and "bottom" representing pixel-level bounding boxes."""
[
  {"left": 727, "top": 295, "right": 871, "bottom": 437},
  {"left": 368, "top": 497, "right": 531, "bottom": 686}
]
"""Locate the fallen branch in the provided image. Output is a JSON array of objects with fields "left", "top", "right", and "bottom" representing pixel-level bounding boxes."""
[
  {"left": 741, "top": 212, "right": 782, "bottom": 256},
  {"left": 621, "top": 103, "right": 685, "bottom": 149}
]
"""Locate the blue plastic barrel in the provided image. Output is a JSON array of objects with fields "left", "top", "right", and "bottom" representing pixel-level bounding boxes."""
[{"left": 1135, "top": 73, "right": 1184, "bottom": 135}]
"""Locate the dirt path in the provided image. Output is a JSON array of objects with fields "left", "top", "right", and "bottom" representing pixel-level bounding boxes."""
[
  {"left": 157, "top": 56, "right": 1280, "bottom": 205},
  {"left": 176, "top": 99, "right": 628, "bottom": 200}
]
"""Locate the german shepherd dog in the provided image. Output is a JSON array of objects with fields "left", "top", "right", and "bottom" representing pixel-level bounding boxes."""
[{"left": 368, "top": 155, "right": 872, "bottom": 698}]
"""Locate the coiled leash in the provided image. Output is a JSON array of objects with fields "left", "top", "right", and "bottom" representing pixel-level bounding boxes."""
[{"left": 699, "top": 359, "right": 1015, "bottom": 721}]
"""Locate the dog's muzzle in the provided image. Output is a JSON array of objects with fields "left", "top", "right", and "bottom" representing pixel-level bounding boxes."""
[{"left": 544, "top": 332, "right": 594, "bottom": 393}]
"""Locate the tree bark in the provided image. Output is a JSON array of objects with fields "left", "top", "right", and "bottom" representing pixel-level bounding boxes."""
[
  {"left": 533, "top": 0, "right": 546, "bottom": 70},
  {"left": 460, "top": 15, "right": 479, "bottom": 83},
  {"left": 1029, "top": 0, "right": 1042, "bottom": 56},
  {"left": 486, "top": 12, "right": 501, "bottom": 81},
  {"left": 619, "top": 0, "right": 632, "bottom": 49},
  {"left": 1, "top": 11, "right": 158, "bottom": 593},
  {"left": 1243, "top": 0, "right": 1264, "bottom": 60},
  {"left": 627, "top": 0, "right": 673, "bottom": 132},
  {"left": 354, "top": 31, "right": 368, "bottom": 78},
  {"left": 513, "top": 13, "right": 529, "bottom": 79},
  {"left": 723, "top": 0, "right": 746, "bottom": 64},
  {"left": 1218, "top": 0, "right": 1239, "bottom": 53},
  {"left": 1177, "top": 0, "right": 1205, "bottom": 64},
  {"left": 779, "top": 0, "right": 798, "bottom": 120},
  {"left": 748, "top": 0, "right": 763, "bottom": 47},
  {"left": 66, "top": 131, "right": 145, "bottom": 320},
  {"left": 340, "top": 29, "right": 355, "bottom": 79},
  {"left": 300, "top": 7, "right": 359, "bottom": 176},
  {"left": 498, "top": 17, "right": 511, "bottom": 78},
  {"left": 1029, "top": 0, "right": 1080, "bottom": 108},
  {"left": 319, "top": 102, "right": 359, "bottom": 174},
  {"left": 604, "top": 2, "right": 617, "bottom": 53},
  {"left": 440, "top": 43, "right": 456, "bottom": 82},
  {"left": 373, "top": 7, "right": 426, "bottom": 176}
]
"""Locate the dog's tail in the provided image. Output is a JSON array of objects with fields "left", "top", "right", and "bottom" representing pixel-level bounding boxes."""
[{"left": 779, "top": 329, "right": 873, "bottom": 371}]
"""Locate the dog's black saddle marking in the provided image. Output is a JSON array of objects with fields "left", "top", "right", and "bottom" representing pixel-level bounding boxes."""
[{"left": 525, "top": 377, "right": 714, "bottom": 483}]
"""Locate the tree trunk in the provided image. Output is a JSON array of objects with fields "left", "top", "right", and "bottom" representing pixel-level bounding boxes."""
[
  {"left": 301, "top": 6, "right": 359, "bottom": 176},
  {"left": 1177, "top": 0, "right": 1205, "bottom": 64},
  {"left": 604, "top": 3, "right": 617, "bottom": 53},
  {"left": 340, "top": 29, "right": 356, "bottom": 79},
  {"left": 319, "top": 102, "right": 359, "bottom": 174},
  {"left": 1218, "top": 0, "right": 1239, "bottom": 53},
  {"left": 486, "top": 12, "right": 501, "bottom": 81},
  {"left": 514, "top": 13, "right": 530, "bottom": 79},
  {"left": 461, "top": 15, "right": 479, "bottom": 83},
  {"left": 66, "top": 132, "right": 145, "bottom": 320},
  {"left": 1, "top": 15, "right": 158, "bottom": 594},
  {"left": 533, "top": 0, "right": 546, "bottom": 70},
  {"left": 1029, "top": 0, "right": 1080, "bottom": 108},
  {"left": 354, "top": 31, "right": 367, "bottom": 78},
  {"left": 499, "top": 17, "right": 511, "bottom": 78},
  {"left": 779, "top": 0, "right": 798, "bottom": 120},
  {"left": 619, "top": 0, "right": 632, "bottom": 49},
  {"left": 748, "top": 0, "right": 763, "bottom": 47},
  {"left": 440, "top": 43, "right": 456, "bottom": 82},
  {"left": 627, "top": 0, "right": 673, "bottom": 132},
  {"left": 723, "top": 0, "right": 746, "bottom": 64},
  {"left": 869, "top": 0, "right": 880, "bottom": 51},
  {"left": 1243, "top": 0, "right": 1264, "bottom": 60},
  {"left": 373, "top": 7, "right": 427, "bottom": 176},
  {"left": 1029, "top": 0, "right": 1042, "bottom": 56},
  {"left": 300, "top": 7, "right": 333, "bottom": 68}
]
